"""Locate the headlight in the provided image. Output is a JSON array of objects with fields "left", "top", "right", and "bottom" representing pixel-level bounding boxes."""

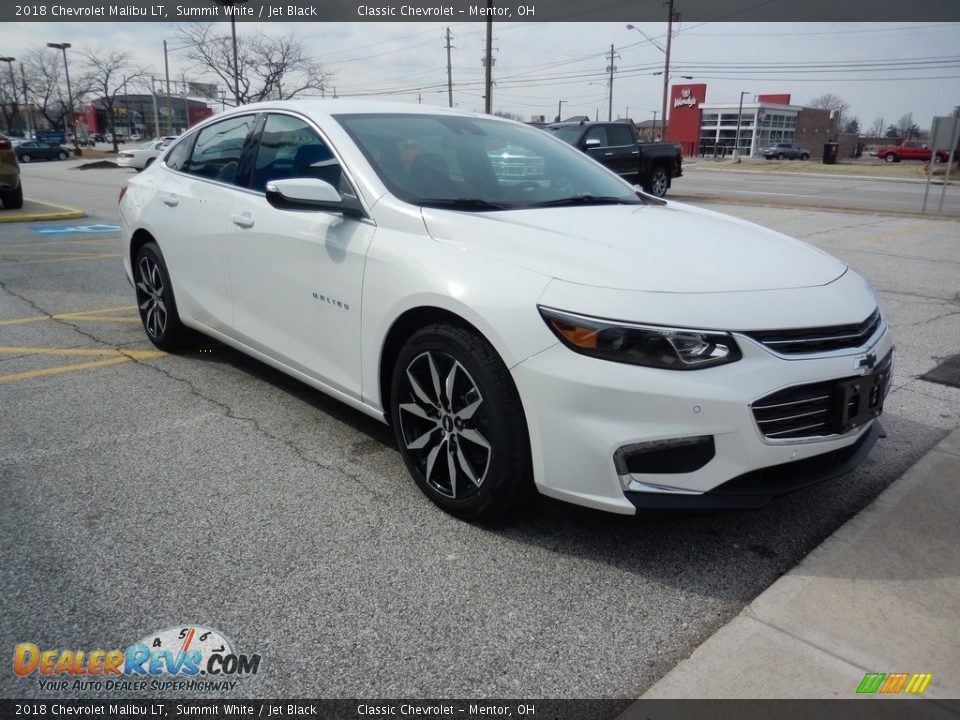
[{"left": 538, "top": 306, "right": 741, "bottom": 370}]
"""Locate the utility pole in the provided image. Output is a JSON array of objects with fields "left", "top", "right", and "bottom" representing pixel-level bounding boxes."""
[
  {"left": 445, "top": 27, "right": 454, "bottom": 108},
  {"left": 151, "top": 77, "right": 160, "bottom": 138},
  {"left": 20, "top": 63, "right": 33, "bottom": 138},
  {"left": 661, "top": 0, "right": 675, "bottom": 141},
  {"left": 606, "top": 44, "right": 618, "bottom": 122},
  {"left": 484, "top": 0, "right": 493, "bottom": 114},
  {"left": 163, "top": 40, "right": 173, "bottom": 136},
  {"left": 556, "top": 99, "right": 565, "bottom": 123},
  {"left": 0, "top": 58, "right": 19, "bottom": 134}
]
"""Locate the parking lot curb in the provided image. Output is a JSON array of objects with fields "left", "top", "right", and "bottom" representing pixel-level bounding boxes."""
[
  {"left": 619, "top": 424, "right": 960, "bottom": 704},
  {"left": 0, "top": 199, "right": 86, "bottom": 223}
]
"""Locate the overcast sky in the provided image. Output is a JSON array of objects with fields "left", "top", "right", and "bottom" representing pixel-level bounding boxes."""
[{"left": 3, "top": 21, "right": 958, "bottom": 131}]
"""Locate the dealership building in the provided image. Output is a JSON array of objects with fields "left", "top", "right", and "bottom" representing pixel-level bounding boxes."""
[{"left": 666, "top": 84, "right": 834, "bottom": 158}]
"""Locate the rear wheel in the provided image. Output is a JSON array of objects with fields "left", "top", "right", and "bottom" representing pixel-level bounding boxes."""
[
  {"left": 644, "top": 166, "right": 670, "bottom": 198},
  {"left": 58, "top": 151, "right": 68, "bottom": 160},
  {"left": 20, "top": 154, "right": 31, "bottom": 163},
  {"left": 800, "top": 153, "right": 810, "bottom": 160},
  {"left": 390, "top": 324, "right": 533, "bottom": 520},
  {"left": 133, "top": 241, "right": 192, "bottom": 351},
  {"left": 0, "top": 181, "right": 23, "bottom": 209}
]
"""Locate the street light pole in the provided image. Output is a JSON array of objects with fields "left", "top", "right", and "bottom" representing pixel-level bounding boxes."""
[
  {"left": 651, "top": 110, "right": 658, "bottom": 139},
  {"left": 734, "top": 90, "right": 750, "bottom": 162},
  {"left": 208, "top": 0, "right": 249, "bottom": 106},
  {"left": 20, "top": 63, "right": 33, "bottom": 138},
  {"left": 47, "top": 42, "right": 78, "bottom": 152},
  {"left": 556, "top": 99, "right": 565, "bottom": 123},
  {"left": 661, "top": 0, "right": 675, "bottom": 142}
]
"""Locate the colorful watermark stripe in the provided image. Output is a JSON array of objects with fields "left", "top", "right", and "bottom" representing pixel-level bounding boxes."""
[{"left": 857, "top": 672, "right": 933, "bottom": 694}]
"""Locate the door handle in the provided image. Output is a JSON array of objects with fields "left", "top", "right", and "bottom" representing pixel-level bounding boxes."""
[
  {"left": 231, "top": 213, "right": 255, "bottom": 229},
  {"left": 161, "top": 194, "right": 179, "bottom": 207},
  {"left": 604, "top": 152, "right": 614, "bottom": 157}
]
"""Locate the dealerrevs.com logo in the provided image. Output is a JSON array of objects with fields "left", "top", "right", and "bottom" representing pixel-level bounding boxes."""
[{"left": 13, "top": 625, "right": 261, "bottom": 692}]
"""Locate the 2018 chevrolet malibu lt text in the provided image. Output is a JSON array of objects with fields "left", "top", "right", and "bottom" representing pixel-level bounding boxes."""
[{"left": 119, "top": 100, "right": 893, "bottom": 519}]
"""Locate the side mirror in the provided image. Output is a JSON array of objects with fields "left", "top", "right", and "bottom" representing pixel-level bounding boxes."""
[
  {"left": 583, "top": 138, "right": 601, "bottom": 149},
  {"left": 265, "top": 178, "right": 365, "bottom": 218}
]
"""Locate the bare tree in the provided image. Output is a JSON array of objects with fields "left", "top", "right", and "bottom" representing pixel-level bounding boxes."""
[
  {"left": 80, "top": 48, "right": 149, "bottom": 152},
  {"left": 807, "top": 93, "right": 845, "bottom": 111},
  {"left": 0, "top": 67, "right": 21, "bottom": 134},
  {"left": 21, "top": 47, "right": 93, "bottom": 133},
  {"left": 174, "top": 24, "right": 332, "bottom": 105},
  {"left": 894, "top": 113, "right": 920, "bottom": 141},
  {"left": 870, "top": 117, "right": 884, "bottom": 137}
]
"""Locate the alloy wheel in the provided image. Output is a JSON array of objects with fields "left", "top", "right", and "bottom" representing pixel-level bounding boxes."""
[
  {"left": 136, "top": 255, "right": 168, "bottom": 339},
  {"left": 397, "top": 350, "right": 492, "bottom": 500}
]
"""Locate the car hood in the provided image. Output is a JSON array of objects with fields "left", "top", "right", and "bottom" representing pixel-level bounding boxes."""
[{"left": 420, "top": 201, "right": 847, "bottom": 293}]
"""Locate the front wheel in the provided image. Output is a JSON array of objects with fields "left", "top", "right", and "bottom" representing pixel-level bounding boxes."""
[
  {"left": 133, "top": 241, "right": 192, "bottom": 351},
  {"left": 644, "top": 166, "right": 670, "bottom": 198},
  {"left": 776, "top": 153, "right": 785, "bottom": 160},
  {"left": 390, "top": 324, "right": 533, "bottom": 520},
  {"left": 884, "top": 153, "right": 897, "bottom": 163},
  {"left": 20, "top": 154, "right": 31, "bottom": 163}
]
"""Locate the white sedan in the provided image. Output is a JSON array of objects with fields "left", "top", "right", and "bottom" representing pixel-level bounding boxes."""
[
  {"left": 119, "top": 100, "right": 893, "bottom": 519},
  {"left": 117, "top": 139, "right": 173, "bottom": 170}
]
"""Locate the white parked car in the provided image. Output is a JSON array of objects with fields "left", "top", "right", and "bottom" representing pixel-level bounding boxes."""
[
  {"left": 119, "top": 100, "right": 893, "bottom": 519},
  {"left": 117, "top": 139, "right": 174, "bottom": 170}
]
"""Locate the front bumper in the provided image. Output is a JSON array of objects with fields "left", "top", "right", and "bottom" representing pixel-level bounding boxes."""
[{"left": 511, "top": 325, "right": 894, "bottom": 515}]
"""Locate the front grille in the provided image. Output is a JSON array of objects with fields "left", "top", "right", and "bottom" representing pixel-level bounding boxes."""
[
  {"left": 752, "top": 353, "right": 893, "bottom": 440},
  {"left": 744, "top": 309, "right": 882, "bottom": 355}
]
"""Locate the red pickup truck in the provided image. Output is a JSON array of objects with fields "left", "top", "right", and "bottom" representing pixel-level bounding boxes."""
[{"left": 874, "top": 141, "right": 950, "bottom": 163}]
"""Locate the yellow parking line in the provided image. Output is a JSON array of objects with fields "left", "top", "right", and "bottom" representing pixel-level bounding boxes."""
[
  {"left": 0, "top": 253, "right": 122, "bottom": 267},
  {"left": 0, "top": 346, "right": 165, "bottom": 359},
  {"left": 0, "top": 305, "right": 137, "bottom": 326},
  {"left": 0, "top": 356, "right": 132, "bottom": 384}
]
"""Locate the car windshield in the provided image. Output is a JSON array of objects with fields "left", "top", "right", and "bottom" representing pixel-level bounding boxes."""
[{"left": 334, "top": 113, "right": 642, "bottom": 211}]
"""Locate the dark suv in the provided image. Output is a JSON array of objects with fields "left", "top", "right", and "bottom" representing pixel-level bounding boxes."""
[{"left": 0, "top": 132, "right": 24, "bottom": 209}]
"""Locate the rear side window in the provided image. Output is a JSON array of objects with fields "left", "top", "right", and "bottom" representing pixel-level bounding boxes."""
[
  {"left": 185, "top": 115, "right": 257, "bottom": 184},
  {"left": 584, "top": 126, "right": 609, "bottom": 147},
  {"left": 607, "top": 125, "right": 635, "bottom": 147},
  {"left": 252, "top": 114, "right": 343, "bottom": 193}
]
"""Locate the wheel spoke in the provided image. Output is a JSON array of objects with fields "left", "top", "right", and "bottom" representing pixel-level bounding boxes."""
[
  {"left": 456, "top": 444, "right": 481, "bottom": 487},
  {"left": 454, "top": 397, "right": 483, "bottom": 421},
  {"left": 407, "top": 367, "right": 441, "bottom": 411},
  {"left": 444, "top": 361, "right": 459, "bottom": 412},
  {"left": 424, "top": 437, "right": 445, "bottom": 484},
  {"left": 406, "top": 426, "right": 439, "bottom": 451},
  {"left": 426, "top": 352, "right": 444, "bottom": 410},
  {"left": 459, "top": 427, "right": 491, "bottom": 451},
  {"left": 399, "top": 402, "right": 433, "bottom": 421},
  {"left": 447, "top": 444, "right": 458, "bottom": 498}
]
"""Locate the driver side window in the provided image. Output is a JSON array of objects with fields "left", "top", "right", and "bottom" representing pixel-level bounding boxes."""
[{"left": 253, "top": 114, "right": 344, "bottom": 194}]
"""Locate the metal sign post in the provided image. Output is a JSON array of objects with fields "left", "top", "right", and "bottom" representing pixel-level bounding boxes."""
[{"left": 923, "top": 115, "right": 960, "bottom": 214}]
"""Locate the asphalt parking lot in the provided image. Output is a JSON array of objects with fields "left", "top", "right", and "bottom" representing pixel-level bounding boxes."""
[{"left": 2, "top": 162, "right": 958, "bottom": 702}]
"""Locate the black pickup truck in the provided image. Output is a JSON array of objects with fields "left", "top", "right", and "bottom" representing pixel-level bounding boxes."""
[{"left": 545, "top": 121, "right": 682, "bottom": 197}]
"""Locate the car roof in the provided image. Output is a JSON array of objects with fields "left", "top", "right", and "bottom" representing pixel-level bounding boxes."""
[{"left": 217, "top": 98, "right": 494, "bottom": 122}]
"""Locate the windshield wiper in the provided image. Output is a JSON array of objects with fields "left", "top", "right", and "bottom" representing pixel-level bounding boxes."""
[
  {"left": 526, "top": 195, "right": 640, "bottom": 208},
  {"left": 417, "top": 198, "right": 513, "bottom": 211}
]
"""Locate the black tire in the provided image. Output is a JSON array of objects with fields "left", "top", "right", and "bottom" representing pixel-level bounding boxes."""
[
  {"left": 20, "top": 154, "right": 30, "bottom": 163},
  {"left": 800, "top": 153, "right": 810, "bottom": 161},
  {"left": 0, "top": 181, "right": 23, "bottom": 210},
  {"left": 644, "top": 166, "right": 670, "bottom": 198},
  {"left": 776, "top": 152, "right": 785, "bottom": 160},
  {"left": 58, "top": 151, "right": 68, "bottom": 160},
  {"left": 390, "top": 323, "right": 533, "bottom": 520},
  {"left": 133, "top": 241, "right": 192, "bottom": 351},
  {"left": 145, "top": 157, "right": 155, "bottom": 169},
  {"left": 884, "top": 153, "right": 897, "bottom": 163}
]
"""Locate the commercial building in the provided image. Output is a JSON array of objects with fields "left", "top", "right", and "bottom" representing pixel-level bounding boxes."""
[
  {"left": 82, "top": 93, "right": 214, "bottom": 139},
  {"left": 666, "top": 84, "right": 835, "bottom": 158}
]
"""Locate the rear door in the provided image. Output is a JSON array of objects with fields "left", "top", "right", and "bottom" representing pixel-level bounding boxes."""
[
  {"left": 146, "top": 113, "right": 259, "bottom": 333},
  {"left": 603, "top": 124, "right": 640, "bottom": 177}
]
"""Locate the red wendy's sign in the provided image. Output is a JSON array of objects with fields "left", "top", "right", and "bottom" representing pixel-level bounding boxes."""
[{"left": 667, "top": 83, "right": 707, "bottom": 156}]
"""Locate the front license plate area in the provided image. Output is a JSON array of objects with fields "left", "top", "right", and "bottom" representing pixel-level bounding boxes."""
[{"left": 837, "top": 366, "right": 888, "bottom": 434}]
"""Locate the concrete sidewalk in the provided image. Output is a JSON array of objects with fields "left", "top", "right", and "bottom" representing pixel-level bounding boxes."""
[{"left": 629, "top": 425, "right": 960, "bottom": 703}]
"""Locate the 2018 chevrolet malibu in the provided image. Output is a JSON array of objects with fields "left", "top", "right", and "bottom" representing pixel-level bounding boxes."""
[{"left": 119, "top": 100, "right": 893, "bottom": 519}]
